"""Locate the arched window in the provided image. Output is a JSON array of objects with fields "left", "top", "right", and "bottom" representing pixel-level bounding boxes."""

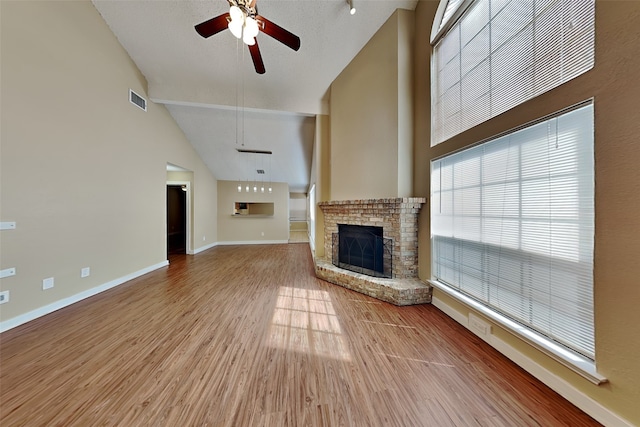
[{"left": 430, "top": 0, "right": 595, "bottom": 146}]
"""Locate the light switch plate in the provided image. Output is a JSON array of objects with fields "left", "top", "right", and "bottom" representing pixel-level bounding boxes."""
[
  {"left": 0, "top": 268, "right": 16, "bottom": 279},
  {"left": 43, "top": 277, "right": 55, "bottom": 290}
]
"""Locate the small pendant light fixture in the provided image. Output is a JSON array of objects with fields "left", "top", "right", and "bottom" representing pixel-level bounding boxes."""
[
  {"left": 348, "top": 0, "right": 356, "bottom": 15},
  {"left": 237, "top": 148, "right": 274, "bottom": 194}
]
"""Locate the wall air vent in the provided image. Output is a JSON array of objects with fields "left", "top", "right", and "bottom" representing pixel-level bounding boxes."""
[
  {"left": 129, "top": 89, "right": 147, "bottom": 111},
  {"left": 257, "top": 169, "right": 265, "bottom": 174}
]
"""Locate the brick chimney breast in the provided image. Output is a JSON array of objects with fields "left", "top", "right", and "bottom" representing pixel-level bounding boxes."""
[{"left": 315, "top": 198, "right": 431, "bottom": 306}]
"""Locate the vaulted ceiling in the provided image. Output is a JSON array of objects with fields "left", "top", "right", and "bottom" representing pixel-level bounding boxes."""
[{"left": 92, "top": 0, "right": 419, "bottom": 193}]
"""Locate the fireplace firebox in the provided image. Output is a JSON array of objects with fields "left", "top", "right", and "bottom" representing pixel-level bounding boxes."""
[{"left": 332, "top": 224, "right": 392, "bottom": 278}]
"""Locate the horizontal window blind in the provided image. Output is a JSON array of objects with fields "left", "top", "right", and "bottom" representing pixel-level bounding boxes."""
[
  {"left": 431, "top": 103, "right": 594, "bottom": 359},
  {"left": 438, "top": 0, "right": 466, "bottom": 33},
  {"left": 431, "top": 0, "right": 595, "bottom": 146}
]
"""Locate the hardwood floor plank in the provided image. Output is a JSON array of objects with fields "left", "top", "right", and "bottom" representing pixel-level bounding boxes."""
[{"left": 0, "top": 244, "right": 601, "bottom": 426}]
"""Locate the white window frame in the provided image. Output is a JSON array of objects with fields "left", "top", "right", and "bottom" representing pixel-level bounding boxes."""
[
  {"left": 431, "top": 0, "right": 474, "bottom": 43},
  {"left": 429, "top": 101, "right": 605, "bottom": 384}
]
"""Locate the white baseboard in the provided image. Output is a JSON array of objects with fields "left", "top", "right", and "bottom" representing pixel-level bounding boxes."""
[
  {"left": 431, "top": 296, "right": 634, "bottom": 427},
  {"left": 0, "top": 260, "right": 169, "bottom": 333},
  {"left": 216, "top": 240, "right": 289, "bottom": 245},
  {"left": 193, "top": 241, "right": 219, "bottom": 254}
]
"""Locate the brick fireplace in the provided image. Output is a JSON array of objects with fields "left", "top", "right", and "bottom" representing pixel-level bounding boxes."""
[{"left": 315, "top": 198, "right": 431, "bottom": 306}]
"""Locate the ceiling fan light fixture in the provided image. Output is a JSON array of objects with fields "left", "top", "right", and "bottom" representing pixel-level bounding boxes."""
[
  {"left": 229, "top": 19, "right": 243, "bottom": 39},
  {"left": 229, "top": 5, "right": 243, "bottom": 23},
  {"left": 242, "top": 16, "right": 259, "bottom": 45},
  {"left": 244, "top": 17, "right": 259, "bottom": 38},
  {"left": 243, "top": 33, "right": 256, "bottom": 46},
  {"left": 229, "top": 6, "right": 259, "bottom": 45}
]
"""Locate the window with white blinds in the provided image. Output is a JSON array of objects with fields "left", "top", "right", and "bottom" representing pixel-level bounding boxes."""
[
  {"left": 431, "top": 0, "right": 595, "bottom": 146},
  {"left": 430, "top": 102, "right": 594, "bottom": 359},
  {"left": 437, "top": 0, "right": 466, "bottom": 33}
]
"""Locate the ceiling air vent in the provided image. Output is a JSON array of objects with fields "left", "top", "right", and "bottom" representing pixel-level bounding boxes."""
[
  {"left": 129, "top": 89, "right": 147, "bottom": 111},
  {"left": 257, "top": 170, "right": 265, "bottom": 174}
]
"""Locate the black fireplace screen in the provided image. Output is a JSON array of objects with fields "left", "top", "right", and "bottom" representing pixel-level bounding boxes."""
[{"left": 332, "top": 225, "right": 392, "bottom": 278}]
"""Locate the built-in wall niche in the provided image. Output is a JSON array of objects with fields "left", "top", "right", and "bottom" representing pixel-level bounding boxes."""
[{"left": 233, "top": 202, "right": 274, "bottom": 216}]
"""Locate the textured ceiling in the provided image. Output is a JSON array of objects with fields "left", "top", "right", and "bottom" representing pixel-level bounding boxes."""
[{"left": 92, "top": 0, "right": 418, "bottom": 193}]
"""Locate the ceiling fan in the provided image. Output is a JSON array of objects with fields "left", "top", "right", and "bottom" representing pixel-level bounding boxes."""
[{"left": 195, "top": 0, "right": 301, "bottom": 74}]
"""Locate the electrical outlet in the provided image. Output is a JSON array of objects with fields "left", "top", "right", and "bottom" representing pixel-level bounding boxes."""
[
  {"left": 0, "top": 290, "right": 9, "bottom": 304},
  {"left": 42, "top": 277, "right": 54, "bottom": 290},
  {"left": 81, "top": 267, "right": 90, "bottom": 278},
  {"left": 202, "top": 236, "right": 206, "bottom": 241},
  {"left": 261, "top": 231, "right": 265, "bottom": 236},
  {"left": 0, "top": 267, "right": 16, "bottom": 279},
  {"left": 469, "top": 313, "right": 491, "bottom": 337}
]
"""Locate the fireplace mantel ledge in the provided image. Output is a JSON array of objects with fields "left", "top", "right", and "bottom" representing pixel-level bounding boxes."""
[{"left": 318, "top": 197, "right": 426, "bottom": 206}]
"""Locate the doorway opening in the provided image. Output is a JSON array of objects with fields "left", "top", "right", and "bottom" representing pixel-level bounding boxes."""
[{"left": 167, "top": 184, "right": 187, "bottom": 255}]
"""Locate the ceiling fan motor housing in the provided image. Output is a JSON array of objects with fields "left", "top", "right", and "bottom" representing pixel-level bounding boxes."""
[{"left": 228, "top": 0, "right": 257, "bottom": 18}]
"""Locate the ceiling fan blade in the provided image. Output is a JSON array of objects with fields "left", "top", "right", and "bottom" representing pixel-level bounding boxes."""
[
  {"left": 256, "top": 15, "right": 300, "bottom": 51},
  {"left": 248, "top": 40, "right": 266, "bottom": 74},
  {"left": 195, "top": 13, "right": 230, "bottom": 38}
]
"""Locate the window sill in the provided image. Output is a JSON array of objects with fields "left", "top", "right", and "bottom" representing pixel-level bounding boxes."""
[{"left": 428, "top": 279, "right": 608, "bottom": 385}]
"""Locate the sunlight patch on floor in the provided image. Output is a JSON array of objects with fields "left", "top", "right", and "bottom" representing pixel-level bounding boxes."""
[{"left": 267, "top": 286, "right": 351, "bottom": 361}]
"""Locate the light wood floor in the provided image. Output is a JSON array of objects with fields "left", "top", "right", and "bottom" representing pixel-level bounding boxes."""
[
  {"left": 289, "top": 230, "right": 310, "bottom": 243},
  {"left": 0, "top": 244, "right": 600, "bottom": 426}
]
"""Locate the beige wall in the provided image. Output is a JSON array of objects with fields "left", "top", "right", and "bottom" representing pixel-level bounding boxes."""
[
  {"left": 413, "top": 1, "right": 437, "bottom": 285},
  {"left": 330, "top": 10, "right": 414, "bottom": 201},
  {"left": 289, "top": 192, "right": 307, "bottom": 223},
  {"left": 0, "top": 1, "right": 218, "bottom": 326},
  {"left": 397, "top": 10, "right": 415, "bottom": 199},
  {"left": 217, "top": 181, "right": 289, "bottom": 243},
  {"left": 310, "top": 114, "right": 331, "bottom": 258},
  {"left": 413, "top": 0, "right": 640, "bottom": 424}
]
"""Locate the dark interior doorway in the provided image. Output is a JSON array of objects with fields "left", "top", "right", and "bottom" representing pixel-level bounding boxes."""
[{"left": 167, "top": 185, "right": 187, "bottom": 255}]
